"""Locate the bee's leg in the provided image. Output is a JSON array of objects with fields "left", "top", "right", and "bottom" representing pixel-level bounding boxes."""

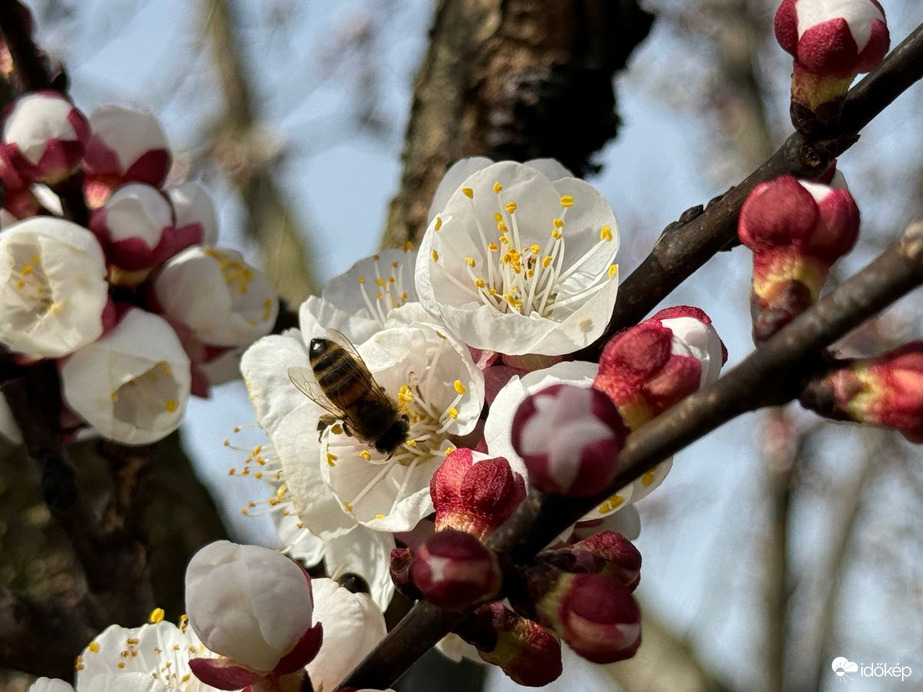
[{"left": 317, "top": 415, "right": 337, "bottom": 442}]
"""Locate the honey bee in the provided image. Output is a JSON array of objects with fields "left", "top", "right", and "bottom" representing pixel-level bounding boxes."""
[{"left": 288, "top": 330, "right": 410, "bottom": 455}]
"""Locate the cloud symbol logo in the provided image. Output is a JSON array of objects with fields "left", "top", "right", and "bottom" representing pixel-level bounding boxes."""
[{"left": 832, "top": 657, "right": 859, "bottom": 677}]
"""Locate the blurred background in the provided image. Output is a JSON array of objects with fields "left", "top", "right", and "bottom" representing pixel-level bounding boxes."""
[{"left": 2, "top": 1, "right": 921, "bottom": 690}]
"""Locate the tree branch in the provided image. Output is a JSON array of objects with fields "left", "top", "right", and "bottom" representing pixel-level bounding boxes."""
[
  {"left": 584, "top": 22, "right": 923, "bottom": 357},
  {"left": 341, "top": 217, "right": 923, "bottom": 688}
]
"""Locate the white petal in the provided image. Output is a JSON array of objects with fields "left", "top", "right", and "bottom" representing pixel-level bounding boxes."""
[
  {"left": 324, "top": 526, "right": 396, "bottom": 612},
  {"left": 28, "top": 679, "right": 75, "bottom": 692},
  {"left": 306, "top": 579, "right": 387, "bottom": 692},
  {"left": 102, "top": 183, "right": 172, "bottom": 247},
  {"left": 3, "top": 93, "right": 79, "bottom": 165},
  {"left": 427, "top": 156, "right": 493, "bottom": 222},
  {"left": 795, "top": 0, "right": 885, "bottom": 52},
  {"left": 167, "top": 181, "right": 219, "bottom": 245}
]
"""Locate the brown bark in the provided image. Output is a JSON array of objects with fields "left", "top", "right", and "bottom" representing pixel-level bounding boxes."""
[{"left": 382, "top": 0, "right": 653, "bottom": 249}]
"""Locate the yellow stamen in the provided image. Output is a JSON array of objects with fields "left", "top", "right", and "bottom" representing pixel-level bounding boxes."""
[
  {"left": 453, "top": 379, "right": 466, "bottom": 394},
  {"left": 148, "top": 608, "right": 165, "bottom": 624},
  {"left": 492, "top": 181, "right": 503, "bottom": 193},
  {"left": 600, "top": 226, "right": 612, "bottom": 241},
  {"left": 462, "top": 187, "right": 474, "bottom": 199},
  {"left": 560, "top": 194, "right": 574, "bottom": 207},
  {"left": 434, "top": 216, "right": 443, "bottom": 230}
]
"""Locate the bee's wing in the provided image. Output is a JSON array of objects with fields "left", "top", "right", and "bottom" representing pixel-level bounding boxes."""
[
  {"left": 287, "top": 366, "right": 347, "bottom": 420},
  {"left": 324, "top": 328, "right": 394, "bottom": 403}
]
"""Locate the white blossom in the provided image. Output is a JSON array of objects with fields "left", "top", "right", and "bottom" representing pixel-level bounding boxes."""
[
  {"left": 74, "top": 617, "right": 220, "bottom": 691},
  {"left": 0, "top": 216, "right": 108, "bottom": 359},
  {"left": 60, "top": 309, "right": 191, "bottom": 445},
  {"left": 416, "top": 160, "right": 620, "bottom": 355},
  {"left": 154, "top": 246, "right": 278, "bottom": 347},
  {"left": 27, "top": 679, "right": 74, "bottom": 692}
]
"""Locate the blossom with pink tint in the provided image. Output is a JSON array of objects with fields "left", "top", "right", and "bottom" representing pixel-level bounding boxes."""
[
  {"left": 89, "top": 183, "right": 200, "bottom": 272},
  {"left": 774, "top": 0, "right": 889, "bottom": 127},
  {"left": 534, "top": 572, "right": 641, "bottom": 664},
  {"left": 185, "top": 540, "right": 322, "bottom": 689},
  {"left": 739, "top": 174, "right": 859, "bottom": 342},
  {"left": 430, "top": 447, "right": 525, "bottom": 539},
  {"left": 83, "top": 104, "right": 170, "bottom": 207},
  {"left": 511, "top": 383, "right": 629, "bottom": 497},
  {"left": 411, "top": 529, "right": 502, "bottom": 610},
  {"left": 1, "top": 91, "right": 90, "bottom": 185},
  {"left": 594, "top": 306, "right": 725, "bottom": 429},
  {"left": 801, "top": 341, "right": 923, "bottom": 443},
  {"left": 167, "top": 181, "right": 219, "bottom": 246}
]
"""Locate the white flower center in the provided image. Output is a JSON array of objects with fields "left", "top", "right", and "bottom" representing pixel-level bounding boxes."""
[
  {"left": 432, "top": 184, "right": 617, "bottom": 317},
  {"left": 112, "top": 360, "right": 182, "bottom": 422},
  {"left": 355, "top": 252, "right": 413, "bottom": 325},
  {"left": 5, "top": 244, "right": 57, "bottom": 325}
]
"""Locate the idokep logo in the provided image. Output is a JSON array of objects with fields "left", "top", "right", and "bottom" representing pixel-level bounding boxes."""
[
  {"left": 832, "top": 657, "right": 859, "bottom": 679},
  {"left": 831, "top": 656, "right": 913, "bottom": 683}
]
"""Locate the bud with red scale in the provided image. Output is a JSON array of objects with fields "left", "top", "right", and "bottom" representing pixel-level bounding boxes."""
[
  {"left": 774, "top": 0, "right": 889, "bottom": 132},
  {"left": 410, "top": 529, "right": 502, "bottom": 611},
  {"left": 801, "top": 341, "right": 923, "bottom": 443},
  {"left": 454, "top": 602, "right": 563, "bottom": 687},
  {"left": 739, "top": 173, "right": 859, "bottom": 342},
  {"left": 511, "top": 384, "right": 629, "bottom": 497},
  {"left": 430, "top": 448, "right": 526, "bottom": 539}
]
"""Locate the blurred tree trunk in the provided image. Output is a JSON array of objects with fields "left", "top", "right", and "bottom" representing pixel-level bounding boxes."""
[{"left": 382, "top": 0, "right": 654, "bottom": 249}]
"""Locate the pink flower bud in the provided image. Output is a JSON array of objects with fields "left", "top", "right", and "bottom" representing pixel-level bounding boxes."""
[
  {"left": 739, "top": 174, "right": 859, "bottom": 341},
  {"left": 1, "top": 92, "right": 89, "bottom": 185},
  {"left": 774, "top": 0, "right": 889, "bottom": 128},
  {"left": 511, "top": 384, "right": 628, "bottom": 497},
  {"left": 536, "top": 573, "right": 641, "bottom": 664},
  {"left": 83, "top": 104, "right": 171, "bottom": 207},
  {"left": 430, "top": 448, "right": 526, "bottom": 539},
  {"left": 457, "top": 602, "right": 563, "bottom": 686},
  {"left": 89, "top": 183, "right": 201, "bottom": 271},
  {"left": 0, "top": 157, "right": 41, "bottom": 218},
  {"left": 595, "top": 307, "right": 725, "bottom": 429},
  {"left": 411, "top": 529, "right": 502, "bottom": 610},
  {"left": 801, "top": 341, "right": 923, "bottom": 443}
]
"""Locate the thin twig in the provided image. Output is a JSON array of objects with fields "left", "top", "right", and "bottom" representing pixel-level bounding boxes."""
[
  {"left": 340, "top": 218, "right": 923, "bottom": 688},
  {"left": 583, "top": 22, "right": 923, "bottom": 357}
]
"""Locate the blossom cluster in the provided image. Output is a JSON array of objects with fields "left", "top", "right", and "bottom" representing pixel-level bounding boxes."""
[
  {"left": 233, "top": 157, "right": 728, "bottom": 684},
  {"left": 0, "top": 92, "right": 278, "bottom": 445}
]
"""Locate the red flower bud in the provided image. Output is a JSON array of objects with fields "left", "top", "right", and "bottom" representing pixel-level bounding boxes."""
[
  {"left": 536, "top": 573, "right": 641, "bottom": 664},
  {"left": 411, "top": 529, "right": 502, "bottom": 610},
  {"left": 571, "top": 531, "right": 642, "bottom": 591},
  {"left": 430, "top": 448, "right": 526, "bottom": 539},
  {"left": 739, "top": 174, "right": 859, "bottom": 342},
  {"left": 801, "top": 341, "right": 923, "bottom": 443},
  {"left": 455, "top": 602, "right": 562, "bottom": 687},
  {"left": 511, "top": 384, "right": 628, "bottom": 497}
]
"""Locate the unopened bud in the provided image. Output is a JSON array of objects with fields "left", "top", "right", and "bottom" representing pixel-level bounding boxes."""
[
  {"left": 595, "top": 306, "right": 725, "bottom": 429},
  {"left": 455, "top": 602, "right": 562, "bottom": 687},
  {"left": 739, "top": 174, "right": 859, "bottom": 342},
  {"left": 430, "top": 448, "right": 525, "bottom": 539},
  {"left": 801, "top": 341, "right": 923, "bottom": 443},
  {"left": 389, "top": 547, "right": 422, "bottom": 601},
  {"left": 511, "top": 384, "right": 628, "bottom": 497},
  {"left": 535, "top": 573, "right": 641, "bottom": 664},
  {"left": 411, "top": 529, "right": 502, "bottom": 611},
  {"left": 1, "top": 91, "right": 89, "bottom": 185},
  {"left": 774, "top": 0, "right": 889, "bottom": 132}
]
